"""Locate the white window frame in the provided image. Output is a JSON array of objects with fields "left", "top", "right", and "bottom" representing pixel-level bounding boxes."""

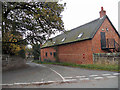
[
  {"left": 77, "top": 33, "right": 83, "bottom": 38},
  {"left": 61, "top": 38, "right": 66, "bottom": 42},
  {"left": 106, "top": 28, "right": 108, "bottom": 31}
]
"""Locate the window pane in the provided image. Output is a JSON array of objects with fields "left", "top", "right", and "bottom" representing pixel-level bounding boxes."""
[
  {"left": 77, "top": 33, "right": 83, "bottom": 39},
  {"left": 50, "top": 52, "right": 52, "bottom": 56},
  {"left": 46, "top": 52, "right": 47, "bottom": 57},
  {"left": 61, "top": 38, "right": 66, "bottom": 42},
  {"left": 54, "top": 52, "right": 56, "bottom": 57},
  {"left": 106, "top": 28, "right": 108, "bottom": 31}
]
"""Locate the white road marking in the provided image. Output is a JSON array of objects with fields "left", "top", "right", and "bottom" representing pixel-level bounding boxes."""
[
  {"left": 80, "top": 78, "right": 89, "bottom": 80},
  {"left": 0, "top": 84, "right": 14, "bottom": 86},
  {"left": 63, "top": 79, "right": 77, "bottom": 82},
  {"left": 33, "top": 63, "right": 65, "bottom": 81},
  {"left": 1, "top": 73, "right": 118, "bottom": 86},
  {"left": 106, "top": 76, "right": 117, "bottom": 78},
  {"left": 94, "top": 77, "right": 104, "bottom": 80},
  {"left": 3, "top": 62, "right": 118, "bottom": 86},
  {"left": 76, "top": 76, "right": 86, "bottom": 78},
  {"left": 14, "top": 83, "right": 31, "bottom": 85},
  {"left": 102, "top": 74, "right": 111, "bottom": 76},
  {"left": 64, "top": 77, "right": 73, "bottom": 79},
  {"left": 31, "top": 82, "right": 44, "bottom": 84},
  {"left": 46, "top": 81, "right": 56, "bottom": 83},
  {"left": 49, "top": 68, "right": 65, "bottom": 81},
  {"left": 113, "top": 73, "right": 120, "bottom": 76},
  {"left": 89, "top": 75, "right": 98, "bottom": 77}
]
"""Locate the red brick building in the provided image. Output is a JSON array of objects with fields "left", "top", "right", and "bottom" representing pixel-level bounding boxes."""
[{"left": 41, "top": 7, "right": 120, "bottom": 64}]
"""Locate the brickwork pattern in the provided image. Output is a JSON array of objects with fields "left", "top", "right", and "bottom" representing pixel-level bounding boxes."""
[
  {"left": 41, "top": 47, "right": 56, "bottom": 62},
  {"left": 41, "top": 18, "right": 120, "bottom": 64},
  {"left": 57, "top": 40, "right": 93, "bottom": 64},
  {"left": 92, "top": 18, "right": 119, "bottom": 53}
]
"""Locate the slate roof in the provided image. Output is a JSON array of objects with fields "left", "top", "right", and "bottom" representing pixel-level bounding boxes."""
[{"left": 41, "top": 15, "right": 119, "bottom": 48}]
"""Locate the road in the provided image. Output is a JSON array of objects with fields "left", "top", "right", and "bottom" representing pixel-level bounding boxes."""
[{"left": 2, "top": 61, "right": 119, "bottom": 88}]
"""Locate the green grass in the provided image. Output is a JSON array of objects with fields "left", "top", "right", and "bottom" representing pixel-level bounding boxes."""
[{"left": 32, "top": 60, "right": 119, "bottom": 72}]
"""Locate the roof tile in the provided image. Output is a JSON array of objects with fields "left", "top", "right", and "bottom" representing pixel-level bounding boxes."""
[{"left": 41, "top": 15, "right": 107, "bottom": 48}]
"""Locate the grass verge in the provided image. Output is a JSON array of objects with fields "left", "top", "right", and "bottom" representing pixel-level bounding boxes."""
[{"left": 32, "top": 60, "right": 119, "bottom": 72}]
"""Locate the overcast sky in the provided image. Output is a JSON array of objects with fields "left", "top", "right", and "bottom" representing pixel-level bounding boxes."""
[{"left": 60, "top": 0, "right": 119, "bottom": 32}]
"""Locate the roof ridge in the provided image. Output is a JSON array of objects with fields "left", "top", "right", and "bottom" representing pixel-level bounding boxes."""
[
  {"left": 69, "top": 18, "right": 100, "bottom": 31},
  {"left": 90, "top": 15, "right": 107, "bottom": 38},
  {"left": 49, "top": 17, "right": 100, "bottom": 40}
]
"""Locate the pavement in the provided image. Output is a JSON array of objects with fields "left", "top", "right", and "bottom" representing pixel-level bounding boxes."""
[{"left": 2, "top": 61, "right": 120, "bottom": 88}]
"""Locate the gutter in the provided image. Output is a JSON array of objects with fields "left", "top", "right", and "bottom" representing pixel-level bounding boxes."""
[{"left": 41, "top": 38, "right": 92, "bottom": 49}]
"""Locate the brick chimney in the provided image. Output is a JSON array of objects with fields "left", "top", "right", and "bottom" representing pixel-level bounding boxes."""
[{"left": 99, "top": 7, "right": 106, "bottom": 18}]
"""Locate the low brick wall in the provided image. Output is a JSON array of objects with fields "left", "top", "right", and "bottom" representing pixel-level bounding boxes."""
[
  {"left": 2, "top": 54, "right": 26, "bottom": 71},
  {"left": 93, "top": 53, "right": 120, "bottom": 65}
]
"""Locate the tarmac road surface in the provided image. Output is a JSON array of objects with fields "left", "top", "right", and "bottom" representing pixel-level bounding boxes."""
[{"left": 2, "top": 61, "right": 119, "bottom": 88}]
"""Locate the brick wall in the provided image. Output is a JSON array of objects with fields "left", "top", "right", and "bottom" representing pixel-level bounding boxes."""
[
  {"left": 92, "top": 18, "right": 120, "bottom": 53},
  {"left": 41, "top": 40, "right": 93, "bottom": 64},
  {"left": 41, "top": 47, "right": 56, "bottom": 62},
  {"left": 57, "top": 40, "right": 93, "bottom": 64}
]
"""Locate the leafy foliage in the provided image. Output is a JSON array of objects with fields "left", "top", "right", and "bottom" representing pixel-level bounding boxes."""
[
  {"left": 32, "top": 44, "right": 40, "bottom": 60},
  {"left": 18, "top": 49, "right": 26, "bottom": 59},
  {"left": 2, "top": 2, "right": 65, "bottom": 59},
  {"left": 2, "top": 31, "right": 26, "bottom": 55},
  {"left": 2, "top": 2, "right": 65, "bottom": 44}
]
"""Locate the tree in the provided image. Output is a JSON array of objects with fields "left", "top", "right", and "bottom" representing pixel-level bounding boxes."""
[
  {"left": 2, "top": 2, "right": 65, "bottom": 44},
  {"left": 32, "top": 44, "right": 40, "bottom": 60},
  {"left": 2, "top": 31, "right": 26, "bottom": 55}
]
